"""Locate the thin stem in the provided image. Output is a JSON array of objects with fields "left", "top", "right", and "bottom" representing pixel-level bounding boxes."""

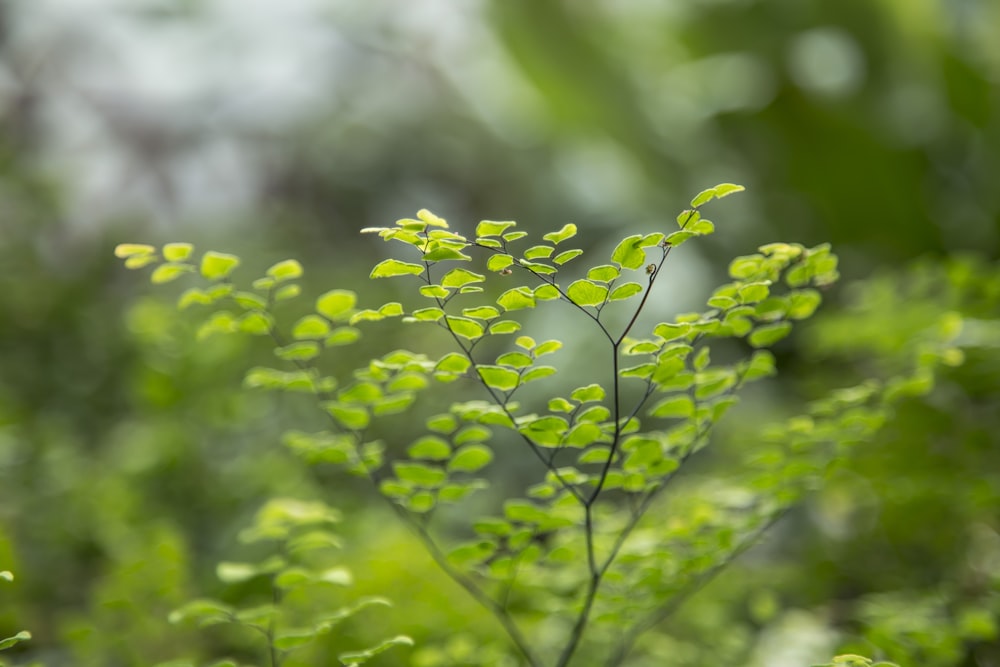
[{"left": 395, "top": 504, "right": 543, "bottom": 667}]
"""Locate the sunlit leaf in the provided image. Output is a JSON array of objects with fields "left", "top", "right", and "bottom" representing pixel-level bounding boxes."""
[
  {"left": 543, "top": 223, "right": 577, "bottom": 244},
  {"left": 497, "top": 287, "right": 536, "bottom": 311},
  {"left": 201, "top": 252, "right": 241, "bottom": 280},
  {"left": 163, "top": 243, "right": 194, "bottom": 262},
  {"left": 370, "top": 259, "right": 424, "bottom": 279},
  {"left": 393, "top": 462, "right": 447, "bottom": 488},
  {"left": 611, "top": 234, "right": 646, "bottom": 270},
  {"left": 151, "top": 263, "right": 193, "bottom": 284},
  {"left": 609, "top": 282, "right": 643, "bottom": 301},
  {"left": 524, "top": 245, "right": 554, "bottom": 260},
  {"left": 488, "top": 254, "right": 515, "bottom": 272},
  {"left": 476, "top": 365, "right": 519, "bottom": 391},
  {"left": 691, "top": 183, "right": 745, "bottom": 207},
  {"left": 749, "top": 322, "right": 793, "bottom": 348},
  {"left": 567, "top": 280, "right": 608, "bottom": 307},
  {"left": 476, "top": 220, "right": 516, "bottom": 237},
  {"left": 448, "top": 444, "right": 493, "bottom": 472}
]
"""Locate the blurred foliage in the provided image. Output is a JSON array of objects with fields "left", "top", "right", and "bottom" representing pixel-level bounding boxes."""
[{"left": 0, "top": 0, "right": 998, "bottom": 666}]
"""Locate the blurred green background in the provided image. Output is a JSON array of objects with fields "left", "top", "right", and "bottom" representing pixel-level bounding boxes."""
[{"left": 1, "top": 0, "right": 997, "bottom": 666}]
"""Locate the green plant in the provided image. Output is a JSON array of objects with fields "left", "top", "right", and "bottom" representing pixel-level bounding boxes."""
[
  {"left": 162, "top": 498, "right": 411, "bottom": 667},
  {"left": 0, "top": 570, "right": 30, "bottom": 663},
  {"left": 115, "top": 185, "right": 961, "bottom": 666}
]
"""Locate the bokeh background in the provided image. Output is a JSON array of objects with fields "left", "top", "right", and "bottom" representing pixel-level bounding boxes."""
[{"left": 1, "top": 1, "right": 998, "bottom": 666}]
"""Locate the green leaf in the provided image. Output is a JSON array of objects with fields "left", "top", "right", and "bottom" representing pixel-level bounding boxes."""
[
  {"left": 417, "top": 209, "right": 448, "bottom": 227},
  {"left": 691, "top": 183, "right": 745, "bottom": 207},
  {"left": 488, "top": 254, "right": 515, "bottom": 272},
  {"left": 689, "top": 219, "right": 716, "bottom": 235},
  {"left": 504, "top": 500, "right": 553, "bottom": 524},
  {"left": 323, "top": 327, "right": 361, "bottom": 347},
  {"left": 788, "top": 289, "right": 822, "bottom": 319},
  {"left": 419, "top": 285, "right": 450, "bottom": 298},
  {"left": 567, "top": 279, "right": 608, "bottom": 307},
  {"left": 124, "top": 254, "right": 158, "bottom": 269},
  {"left": 503, "top": 231, "right": 528, "bottom": 242},
  {"left": 236, "top": 312, "right": 271, "bottom": 335},
  {"left": 168, "top": 599, "right": 234, "bottom": 626},
  {"left": 408, "top": 436, "right": 451, "bottom": 460},
  {"left": 695, "top": 369, "right": 737, "bottom": 399},
  {"left": 665, "top": 231, "right": 695, "bottom": 246},
  {"left": 609, "top": 282, "right": 643, "bottom": 301},
  {"left": 543, "top": 223, "right": 578, "bottom": 244},
  {"left": 275, "top": 342, "right": 321, "bottom": 361},
  {"left": 163, "top": 243, "right": 194, "bottom": 262},
  {"left": 233, "top": 290, "right": 266, "bottom": 310},
  {"left": 729, "top": 254, "right": 764, "bottom": 279},
  {"left": 754, "top": 296, "right": 788, "bottom": 320},
  {"left": 743, "top": 350, "right": 776, "bottom": 381},
  {"left": 438, "top": 479, "right": 488, "bottom": 502},
  {"left": 578, "top": 446, "right": 612, "bottom": 464},
  {"left": 216, "top": 561, "right": 260, "bottom": 583},
  {"left": 423, "top": 246, "right": 471, "bottom": 261},
  {"left": 523, "top": 245, "right": 554, "bottom": 260},
  {"left": 535, "top": 340, "right": 562, "bottom": 356},
  {"left": 476, "top": 220, "right": 516, "bottom": 237},
  {"left": 266, "top": 259, "right": 303, "bottom": 281},
  {"left": 624, "top": 340, "right": 660, "bottom": 354},
  {"left": 445, "top": 316, "right": 484, "bottom": 340},
  {"left": 564, "top": 423, "right": 604, "bottom": 447},
  {"left": 436, "top": 353, "right": 471, "bottom": 374},
  {"left": 553, "top": 249, "right": 584, "bottom": 265},
  {"left": 338, "top": 636, "right": 414, "bottom": 665},
  {"left": 370, "top": 259, "right": 424, "bottom": 278},
  {"left": 708, "top": 295, "right": 738, "bottom": 309},
  {"left": 442, "top": 268, "right": 485, "bottom": 287},
  {"left": 533, "top": 284, "right": 560, "bottom": 301},
  {"left": 178, "top": 288, "right": 211, "bottom": 309},
  {"left": 490, "top": 320, "right": 522, "bottom": 334},
  {"left": 587, "top": 265, "right": 620, "bottom": 282},
  {"left": 411, "top": 307, "right": 445, "bottom": 322},
  {"left": 114, "top": 243, "right": 156, "bottom": 258},
  {"left": 393, "top": 462, "right": 447, "bottom": 488},
  {"left": 275, "top": 284, "right": 301, "bottom": 301},
  {"left": 577, "top": 405, "right": 610, "bottom": 422},
  {"left": 611, "top": 234, "right": 646, "bottom": 270},
  {"left": 518, "top": 259, "right": 557, "bottom": 274},
  {"left": 273, "top": 628, "right": 317, "bottom": 650},
  {"left": 454, "top": 425, "right": 491, "bottom": 445},
  {"left": 738, "top": 281, "right": 771, "bottom": 304},
  {"left": 522, "top": 366, "right": 556, "bottom": 383},
  {"left": 649, "top": 395, "right": 694, "bottom": 418},
  {"left": 200, "top": 251, "right": 241, "bottom": 280},
  {"left": 571, "top": 384, "right": 605, "bottom": 402},
  {"left": 497, "top": 352, "right": 533, "bottom": 367},
  {"left": 462, "top": 306, "right": 500, "bottom": 320},
  {"left": 654, "top": 322, "right": 692, "bottom": 341},
  {"left": 0, "top": 630, "right": 31, "bottom": 650},
  {"left": 477, "top": 366, "right": 519, "bottom": 391},
  {"left": 548, "top": 397, "right": 574, "bottom": 412},
  {"left": 620, "top": 363, "right": 655, "bottom": 379},
  {"left": 497, "top": 287, "right": 536, "bottom": 311},
  {"left": 151, "top": 263, "right": 194, "bottom": 284},
  {"left": 448, "top": 444, "right": 494, "bottom": 472},
  {"left": 325, "top": 403, "right": 370, "bottom": 430},
  {"left": 642, "top": 232, "right": 665, "bottom": 247},
  {"left": 749, "top": 322, "right": 793, "bottom": 348},
  {"left": 293, "top": 315, "right": 331, "bottom": 339}
]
